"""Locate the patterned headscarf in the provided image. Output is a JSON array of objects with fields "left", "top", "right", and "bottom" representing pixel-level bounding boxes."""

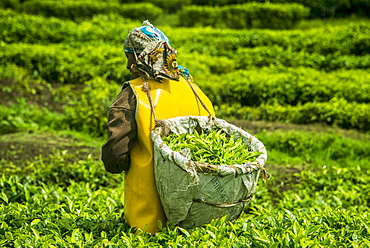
[{"left": 123, "top": 20, "right": 193, "bottom": 82}]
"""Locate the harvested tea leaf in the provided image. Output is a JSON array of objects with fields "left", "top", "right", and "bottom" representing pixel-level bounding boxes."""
[{"left": 162, "top": 129, "right": 262, "bottom": 165}]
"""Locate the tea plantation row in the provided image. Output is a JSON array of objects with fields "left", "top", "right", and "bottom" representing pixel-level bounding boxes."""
[
  {"left": 2, "top": 0, "right": 369, "bottom": 21},
  {"left": 1, "top": 127, "right": 369, "bottom": 246},
  {"left": 1, "top": 10, "right": 370, "bottom": 134},
  {"left": 2, "top": 9, "right": 369, "bottom": 57}
]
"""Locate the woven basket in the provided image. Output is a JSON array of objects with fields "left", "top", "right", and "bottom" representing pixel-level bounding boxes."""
[{"left": 151, "top": 116, "right": 268, "bottom": 228}]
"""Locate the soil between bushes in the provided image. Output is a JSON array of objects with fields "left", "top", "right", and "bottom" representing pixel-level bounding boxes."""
[{"left": 0, "top": 132, "right": 101, "bottom": 166}]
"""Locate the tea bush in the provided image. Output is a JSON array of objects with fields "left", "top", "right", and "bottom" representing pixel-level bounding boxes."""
[
  {"left": 19, "top": 1, "right": 163, "bottom": 21},
  {"left": 2, "top": 47, "right": 369, "bottom": 133},
  {"left": 258, "top": 0, "right": 351, "bottom": 18},
  {"left": 145, "top": 0, "right": 191, "bottom": 13},
  {"left": 1, "top": 10, "right": 370, "bottom": 133},
  {"left": 257, "top": 130, "right": 370, "bottom": 162},
  {"left": 234, "top": 46, "right": 370, "bottom": 71},
  {"left": 2, "top": 10, "right": 369, "bottom": 57},
  {"left": 216, "top": 98, "right": 370, "bottom": 131},
  {"left": 0, "top": 43, "right": 130, "bottom": 84},
  {"left": 0, "top": 76, "right": 119, "bottom": 137},
  {"left": 223, "top": 2, "right": 310, "bottom": 29},
  {"left": 175, "top": 23, "right": 370, "bottom": 57},
  {"left": 1, "top": 128, "right": 370, "bottom": 246},
  {"left": 178, "top": 2, "right": 310, "bottom": 29},
  {"left": 178, "top": 5, "right": 220, "bottom": 27},
  {"left": 0, "top": 0, "right": 19, "bottom": 10},
  {"left": 62, "top": 77, "right": 121, "bottom": 137},
  {"left": 0, "top": 98, "right": 65, "bottom": 135},
  {"left": 0, "top": 64, "right": 50, "bottom": 96},
  {"left": 1, "top": 151, "right": 120, "bottom": 190},
  {"left": 197, "top": 67, "right": 370, "bottom": 106},
  {"left": 0, "top": 10, "right": 138, "bottom": 44},
  {"left": 189, "top": 0, "right": 369, "bottom": 18}
]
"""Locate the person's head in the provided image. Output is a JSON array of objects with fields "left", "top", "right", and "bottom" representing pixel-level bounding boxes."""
[
  {"left": 123, "top": 20, "right": 171, "bottom": 55},
  {"left": 123, "top": 20, "right": 170, "bottom": 78},
  {"left": 123, "top": 20, "right": 193, "bottom": 82}
]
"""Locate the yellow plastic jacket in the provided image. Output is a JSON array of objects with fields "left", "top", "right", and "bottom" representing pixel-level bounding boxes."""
[{"left": 124, "top": 76, "right": 215, "bottom": 234}]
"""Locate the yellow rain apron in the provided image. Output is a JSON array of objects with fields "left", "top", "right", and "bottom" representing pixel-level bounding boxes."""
[{"left": 124, "top": 76, "right": 214, "bottom": 234}]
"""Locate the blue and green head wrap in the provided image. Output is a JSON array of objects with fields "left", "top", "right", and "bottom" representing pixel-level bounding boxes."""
[{"left": 123, "top": 20, "right": 193, "bottom": 82}]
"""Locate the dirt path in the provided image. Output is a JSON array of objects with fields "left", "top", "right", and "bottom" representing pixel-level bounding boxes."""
[{"left": 0, "top": 132, "right": 100, "bottom": 166}]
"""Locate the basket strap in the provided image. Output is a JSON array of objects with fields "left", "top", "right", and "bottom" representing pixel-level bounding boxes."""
[
  {"left": 193, "top": 195, "right": 253, "bottom": 208},
  {"left": 252, "top": 162, "right": 271, "bottom": 182},
  {"left": 127, "top": 34, "right": 158, "bottom": 122},
  {"left": 185, "top": 80, "right": 213, "bottom": 117},
  {"left": 139, "top": 73, "right": 214, "bottom": 126}
]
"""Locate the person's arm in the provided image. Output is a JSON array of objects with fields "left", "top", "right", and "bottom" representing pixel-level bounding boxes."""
[{"left": 101, "top": 83, "right": 137, "bottom": 173}]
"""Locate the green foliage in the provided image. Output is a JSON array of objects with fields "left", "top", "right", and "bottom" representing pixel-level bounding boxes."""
[
  {"left": 178, "top": 5, "right": 220, "bottom": 27},
  {"left": 0, "top": 175, "right": 127, "bottom": 247},
  {"left": 178, "top": 3, "right": 310, "bottom": 29},
  {"left": 19, "top": 1, "right": 163, "bottom": 21},
  {"left": 249, "top": 0, "right": 352, "bottom": 18},
  {"left": 191, "top": 0, "right": 232, "bottom": 5},
  {"left": 222, "top": 2, "right": 310, "bottom": 29},
  {"left": 0, "top": 0, "right": 20, "bottom": 10},
  {"left": 144, "top": 0, "right": 191, "bottom": 13},
  {"left": 216, "top": 98, "right": 370, "bottom": 131},
  {"left": 2, "top": 10, "right": 369, "bottom": 58},
  {"left": 170, "top": 22, "right": 370, "bottom": 57},
  {"left": 344, "top": 0, "right": 370, "bottom": 17},
  {"left": 298, "top": 0, "right": 351, "bottom": 18},
  {"left": 198, "top": 67, "right": 370, "bottom": 107},
  {"left": 0, "top": 10, "right": 138, "bottom": 44},
  {"left": 179, "top": 52, "right": 236, "bottom": 75},
  {"left": 1, "top": 128, "right": 370, "bottom": 246},
  {"left": 0, "top": 64, "right": 49, "bottom": 96},
  {"left": 234, "top": 46, "right": 370, "bottom": 71},
  {"left": 62, "top": 77, "right": 121, "bottom": 137},
  {"left": 0, "top": 73, "right": 120, "bottom": 137},
  {"left": 0, "top": 98, "right": 65, "bottom": 135},
  {"left": 188, "top": 0, "right": 369, "bottom": 18},
  {"left": 1, "top": 10, "right": 369, "bottom": 132},
  {"left": 194, "top": 66, "right": 370, "bottom": 131},
  {"left": 0, "top": 43, "right": 130, "bottom": 84},
  {"left": 163, "top": 129, "right": 262, "bottom": 165},
  {"left": 256, "top": 130, "right": 370, "bottom": 163},
  {"left": 1, "top": 151, "right": 120, "bottom": 190}
]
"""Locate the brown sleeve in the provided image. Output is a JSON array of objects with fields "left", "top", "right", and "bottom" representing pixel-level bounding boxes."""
[{"left": 101, "top": 83, "right": 137, "bottom": 174}]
